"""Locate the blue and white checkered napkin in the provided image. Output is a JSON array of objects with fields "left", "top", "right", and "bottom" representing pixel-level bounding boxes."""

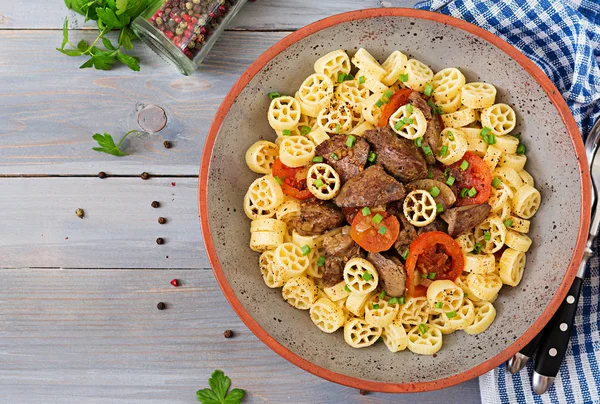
[{"left": 413, "top": 0, "right": 600, "bottom": 402}]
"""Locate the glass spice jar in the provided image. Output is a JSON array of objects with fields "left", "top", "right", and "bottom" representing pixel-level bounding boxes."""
[{"left": 132, "top": 0, "right": 247, "bottom": 76}]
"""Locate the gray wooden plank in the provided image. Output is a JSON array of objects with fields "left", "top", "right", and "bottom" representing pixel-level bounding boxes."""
[
  {"left": 0, "top": 0, "right": 419, "bottom": 30},
  {"left": 0, "top": 177, "right": 208, "bottom": 268},
  {"left": 0, "top": 30, "right": 286, "bottom": 175},
  {"left": 0, "top": 268, "right": 481, "bottom": 403}
]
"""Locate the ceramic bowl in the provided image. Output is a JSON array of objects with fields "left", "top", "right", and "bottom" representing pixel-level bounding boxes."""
[{"left": 199, "top": 9, "right": 590, "bottom": 392}]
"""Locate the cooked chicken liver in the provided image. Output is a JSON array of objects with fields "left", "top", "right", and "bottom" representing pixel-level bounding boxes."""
[
  {"left": 367, "top": 252, "right": 407, "bottom": 297},
  {"left": 441, "top": 204, "right": 492, "bottom": 237},
  {"left": 322, "top": 227, "right": 362, "bottom": 286},
  {"left": 408, "top": 91, "right": 442, "bottom": 164},
  {"left": 363, "top": 127, "right": 427, "bottom": 182},
  {"left": 334, "top": 165, "right": 406, "bottom": 208},
  {"left": 288, "top": 200, "right": 345, "bottom": 236},
  {"left": 417, "top": 218, "right": 449, "bottom": 235},
  {"left": 394, "top": 214, "right": 417, "bottom": 255},
  {"left": 315, "top": 134, "right": 370, "bottom": 183}
]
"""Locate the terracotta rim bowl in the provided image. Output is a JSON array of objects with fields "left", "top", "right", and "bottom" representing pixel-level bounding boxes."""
[{"left": 199, "top": 8, "right": 590, "bottom": 393}]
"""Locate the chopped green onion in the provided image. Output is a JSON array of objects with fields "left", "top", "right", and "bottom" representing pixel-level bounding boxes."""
[
  {"left": 268, "top": 92, "right": 281, "bottom": 100},
  {"left": 388, "top": 297, "right": 399, "bottom": 305},
  {"left": 467, "top": 187, "right": 477, "bottom": 197},
  {"left": 275, "top": 176, "right": 284, "bottom": 185},
  {"left": 428, "top": 272, "right": 436, "bottom": 280},
  {"left": 315, "top": 178, "right": 324, "bottom": 188},
  {"left": 345, "top": 284, "right": 351, "bottom": 292},
  {"left": 427, "top": 168, "right": 433, "bottom": 179},
  {"left": 464, "top": 293, "right": 469, "bottom": 297},
  {"left": 446, "top": 311, "right": 457, "bottom": 319},
  {"left": 381, "top": 96, "right": 390, "bottom": 104},
  {"left": 330, "top": 153, "right": 339, "bottom": 161},
  {"left": 282, "top": 129, "right": 291, "bottom": 136},
  {"left": 403, "top": 117, "right": 414, "bottom": 125},
  {"left": 399, "top": 73, "right": 409, "bottom": 82},
  {"left": 346, "top": 74, "right": 354, "bottom": 81},
  {"left": 372, "top": 303, "right": 380, "bottom": 310},
  {"left": 446, "top": 176, "right": 456, "bottom": 186},
  {"left": 422, "top": 145, "right": 433, "bottom": 156},
  {"left": 313, "top": 156, "right": 323, "bottom": 163},
  {"left": 486, "top": 133, "right": 497, "bottom": 145},
  {"left": 380, "top": 291, "right": 386, "bottom": 299},
  {"left": 447, "top": 131, "right": 455, "bottom": 141},
  {"left": 375, "top": 99, "right": 383, "bottom": 108},
  {"left": 362, "top": 206, "right": 371, "bottom": 216},
  {"left": 337, "top": 72, "right": 347, "bottom": 83},
  {"left": 516, "top": 144, "right": 526, "bottom": 155},
  {"left": 435, "top": 302, "right": 443, "bottom": 309},
  {"left": 300, "top": 126, "right": 311, "bottom": 135},
  {"left": 440, "top": 145, "right": 448, "bottom": 157},
  {"left": 384, "top": 90, "right": 394, "bottom": 98},
  {"left": 480, "top": 127, "right": 492, "bottom": 137},
  {"left": 394, "top": 120, "right": 404, "bottom": 130},
  {"left": 346, "top": 135, "right": 356, "bottom": 148},
  {"left": 492, "top": 177, "right": 502, "bottom": 188},
  {"left": 444, "top": 168, "right": 450, "bottom": 177},
  {"left": 372, "top": 214, "right": 384, "bottom": 224},
  {"left": 415, "top": 137, "right": 423, "bottom": 147},
  {"left": 460, "top": 160, "right": 469, "bottom": 171},
  {"left": 423, "top": 83, "right": 434, "bottom": 97},
  {"left": 418, "top": 324, "right": 429, "bottom": 335},
  {"left": 378, "top": 225, "right": 387, "bottom": 235},
  {"left": 406, "top": 104, "right": 414, "bottom": 113},
  {"left": 483, "top": 231, "right": 491, "bottom": 241},
  {"left": 421, "top": 273, "right": 427, "bottom": 279},
  {"left": 427, "top": 99, "right": 435, "bottom": 109},
  {"left": 436, "top": 203, "right": 444, "bottom": 213},
  {"left": 399, "top": 297, "right": 405, "bottom": 304},
  {"left": 362, "top": 272, "right": 373, "bottom": 281},
  {"left": 504, "top": 219, "right": 513, "bottom": 227},
  {"left": 429, "top": 186, "right": 441, "bottom": 197},
  {"left": 460, "top": 188, "right": 469, "bottom": 198},
  {"left": 335, "top": 123, "right": 340, "bottom": 134},
  {"left": 317, "top": 256, "right": 326, "bottom": 266},
  {"left": 473, "top": 243, "right": 483, "bottom": 254},
  {"left": 359, "top": 75, "right": 366, "bottom": 84},
  {"left": 402, "top": 249, "right": 410, "bottom": 260},
  {"left": 367, "top": 151, "right": 377, "bottom": 163},
  {"left": 300, "top": 245, "right": 311, "bottom": 256}
]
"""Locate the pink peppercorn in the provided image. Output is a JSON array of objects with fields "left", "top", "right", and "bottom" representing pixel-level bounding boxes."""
[
  {"left": 156, "top": 10, "right": 163, "bottom": 16},
  {"left": 200, "top": 26, "right": 206, "bottom": 34},
  {"left": 165, "top": 30, "right": 174, "bottom": 39},
  {"left": 218, "top": 5, "right": 227, "bottom": 13},
  {"left": 173, "top": 16, "right": 181, "bottom": 23},
  {"left": 183, "top": 14, "right": 191, "bottom": 22},
  {"left": 191, "top": 17, "right": 197, "bottom": 24},
  {"left": 208, "top": 12, "right": 215, "bottom": 18}
]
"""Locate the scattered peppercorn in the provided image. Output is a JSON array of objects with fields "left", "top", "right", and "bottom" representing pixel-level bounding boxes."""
[
  {"left": 75, "top": 208, "right": 84, "bottom": 219},
  {"left": 98, "top": 171, "right": 107, "bottom": 179},
  {"left": 151, "top": 201, "right": 160, "bottom": 208},
  {"left": 157, "top": 302, "right": 166, "bottom": 310},
  {"left": 223, "top": 330, "right": 233, "bottom": 339},
  {"left": 170, "top": 279, "right": 179, "bottom": 287},
  {"left": 156, "top": 237, "right": 165, "bottom": 245},
  {"left": 141, "top": 172, "right": 150, "bottom": 180},
  {"left": 359, "top": 390, "right": 368, "bottom": 396},
  {"left": 163, "top": 140, "right": 172, "bottom": 149},
  {"left": 158, "top": 217, "right": 167, "bottom": 224}
]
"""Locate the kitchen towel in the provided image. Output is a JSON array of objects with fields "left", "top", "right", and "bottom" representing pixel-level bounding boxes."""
[{"left": 414, "top": 0, "right": 600, "bottom": 403}]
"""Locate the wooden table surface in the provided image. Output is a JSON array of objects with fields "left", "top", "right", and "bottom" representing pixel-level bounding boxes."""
[{"left": 0, "top": 1, "right": 482, "bottom": 402}]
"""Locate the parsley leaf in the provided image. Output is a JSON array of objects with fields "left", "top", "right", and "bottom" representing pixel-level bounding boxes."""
[
  {"left": 116, "top": 0, "right": 128, "bottom": 15},
  {"left": 197, "top": 370, "right": 246, "bottom": 404},
  {"left": 92, "top": 130, "right": 138, "bottom": 156},
  {"left": 60, "top": 18, "right": 69, "bottom": 50},
  {"left": 117, "top": 52, "right": 140, "bottom": 71}
]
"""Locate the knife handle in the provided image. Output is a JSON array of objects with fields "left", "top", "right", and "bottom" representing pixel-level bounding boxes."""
[
  {"left": 521, "top": 329, "right": 544, "bottom": 358},
  {"left": 534, "top": 277, "right": 583, "bottom": 377}
]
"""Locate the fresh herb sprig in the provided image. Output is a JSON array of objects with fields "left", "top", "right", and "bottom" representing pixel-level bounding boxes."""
[
  {"left": 92, "top": 130, "right": 138, "bottom": 156},
  {"left": 196, "top": 370, "right": 246, "bottom": 404},
  {"left": 59, "top": 0, "right": 153, "bottom": 71}
]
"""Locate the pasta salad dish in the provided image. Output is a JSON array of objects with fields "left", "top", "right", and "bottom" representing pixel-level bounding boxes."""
[{"left": 242, "top": 48, "right": 541, "bottom": 356}]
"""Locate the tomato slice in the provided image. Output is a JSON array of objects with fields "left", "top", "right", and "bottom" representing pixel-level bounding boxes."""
[
  {"left": 272, "top": 158, "right": 313, "bottom": 200},
  {"left": 377, "top": 89, "right": 413, "bottom": 127},
  {"left": 405, "top": 231, "right": 464, "bottom": 297},
  {"left": 350, "top": 210, "right": 400, "bottom": 253},
  {"left": 447, "top": 152, "right": 492, "bottom": 206}
]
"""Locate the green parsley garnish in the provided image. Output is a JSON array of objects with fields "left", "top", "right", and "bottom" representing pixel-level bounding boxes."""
[
  {"left": 380, "top": 291, "right": 386, "bottom": 299},
  {"left": 359, "top": 75, "right": 366, "bottom": 84},
  {"left": 447, "top": 130, "right": 455, "bottom": 141},
  {"left": 446, "top": 311, "right": 457, "bottom": 319},
  {"left": 406, "top": 104, "right": 414, "bottom": 113},
  {"left": 345, "top": 285, "right": 351, "bottom": 292},
  {"left": 274, "top": 176, "right": 284, "bottom": 185},
  {"left": 315, "top": 178, "right": 324, "bottom": 188},
  {"left": 467, "top": 187, "right": 477, "bottom": 197},
  {"left": 435, "top": 302, "right": 443, "bottom": 309},
  {"left": 378, "top": 225, "right": 387, "bottom": 235},
  {"left": 384, "top": 90, "right": 394, "bottom": 98},
  {"left": 428, "top": 272, "right": 436, "bottom": 280},
  {"left": 440, "top": 145, "right": 448, "bottom": 157},
  {"left": 337, "top": 72, "right": 347, "bottom": 83},
  {"left": 367, "top": 151, "right": 377, "bottom": 163},
  {"left": 418, "top": 324, "right": 429, "bottom": 335},
  {"left": 196, "top": 370, "right": 245, "bottom": 404},
  {"left": 516, "top": 144, "right": 526, "bottom": 155},
  {"left": 282, "top": 129, "right": 291, "bottom": 136},
  {"left": 415, "top": 137, "right": 423, "bottom": 147},
  {"left": 372, "top": 303, "right": 380, "bottom": 310},
  {"left": 335, "top": 123, "right": 340, "bottom": 134},
  {"left": 300, "top": 125, "right": 311, "bottom": 135},
  {"left": 399, "top": 297, "right": 405, "bottom": 304},
  {"left": 375, "top": 99, "right": 383, "bottom": 108},
  {"left": 402, "top": 248, "right": 410, "bottom": 260},
  {"left": 492, "top": 177, "right": 502, "bottom": 188},
  {"left": 483, "top": 231, "right": 491, "bottom": 241},
  {"left": 460, "top": 160, "right": 469, "bottom": 171},
  {"left": 436, "top": 203, "right": 444, "bottom": 213},
  {"left": 388, "top": 297, "right": 399, "bottom": 305},
  {"left": 422, "top": 145, "right": 433, "bottom": 156},
  {"left": 330, "top": 152, "right": 339, "bottom": 161},
  {"left": 504, "top": 219, "right": 513, "bottom": 227},
  {"left": 473, "top": 243, "right": 483, "bottom": 254},
  {"left": 460, "top": 188, "right": 469, "bottom": 198}
]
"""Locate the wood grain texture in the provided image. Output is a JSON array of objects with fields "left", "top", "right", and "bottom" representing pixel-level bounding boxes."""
[
  {"left": 0, "top": 268, "right": 480, "bottom": 403},
  {"left": 0, "top": 0, "right": 418, "bottom": 30},
  {"left": 0, "top": 177, "right": 208, "bottom": 268}
]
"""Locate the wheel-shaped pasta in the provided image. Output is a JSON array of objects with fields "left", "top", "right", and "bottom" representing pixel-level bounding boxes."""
[
  {"left": 436, "top": 128, "right": 468, "bottom": 165},
  {"left": 495, "top": 135, "right": 519, "bottom": 154},
  {"left": 306, "top": 249, "right": 325, "bottom": 279},
  {"left": 274, "top": 242, "right": 310, "bottom": 281},
  {"left": 276, "top": 114, "right": 313, "bottom": 138},
  {"left": 454, "top": 274, "right": 481, "bottom": 302},
  {"left": 345, "top": 291, "right": 374, "bottom": 317},
  {"left": 405, "top": 59, "right": 434, "bottom": 92},
  {"left": 317, "top": 101, "right": 355, "bottom": 135},
  {"left": 426, "top": 280, "right": 464, "bottom": 313},
  {"left": 461, "top": 82, "right": 497, "bottom": 109},
  {"left": 483, "top": 145, "right": 503, "bottom": 172},
  {"left": 518, "top": 169, "right": 535, "bottom": 187},
  {"left": 357, "top": 70, "right": 389, "bottom": 94},
  {"left": 466, "top": 272, "right": 503, "bottom": 302},
  {"left": 381, "top": 51, "right": 408, "bottom": 86},
  {"left": 307, "top": 163, "right": 341, "bottom": 200},
  {"left": 505, "top": 229, "right": 533, "bottom": 252},
  {"left": 307, "top": 126, "right": 330, "bottom": 146},
  {"left": 499, "top": 154, "right": 527, "bottom": 172},
  {"left": 351, "top": 48, "right": 386, "bottom": 82},
  {"left": 275, "top": 197, "right": 302, "bottom": 222},
  {"left": 314, "top": 49, "right": 351, "bottom": 82},
  {"left": 481, "top": 103, "right": 516, "bottom": 136},
  {"left": 440, "top": 107, "right": 478, "bottom": 128},
  {"left": 464, "top": 301, "right": 497, "bottom": 335},
  {"left": 435, "top": 91, "right": 462, "bottom": 114},
  {"left": 268, "top": 96, "right": 302, "bottom": 130},
  {"left": 343, "top": 257, "right": 379, "bottom": 295},
  {"left": 279, "top": 136, "right": 316, "bottom": 168},
  {"left": 462, "top": 127, "right": 488, "bottom": 157},
  {"left": 407, "top": 324, "right": 443, "bottom": 355},
  {"left": 431, "top": 68, "right": 465, "bottom": 102},
  {"left": 493, "top": 166, "right": 523, "bottom": 194},
  {"left": 428, "top": 313, "right": 456, "bottom": 334},
  {"left": 474, "top": 216, "right": 507, "bottom": 254},
  {"left": 463, "top": 253, "right": 496, "bottom": 274},
  {"left": 382, "top": 319, "right": 408, "bottom": 352},
  {"left": 512, "top": 184, "right": 541, "bottom": 219},
  {"left": 310, "top": 297, "right": 346, "bottom": 333},
  {"left": 362, "top": 93, "right": 384, "bottom": 125},
  {"left": 499, "top": 248, "right": 526, "bottom": 286},
  {"left": 292, "top": 231, "right": 323, "bottom": 251},
  {"left": 398, "top": 296, "right": 429, "bottom": 326},
  {"left": 365, "top": 295, "right": 400, "bottom": 327},
  {"left": 445, "top": 298, "right": 476, "bottom": 330},
  {"left": 350, "top": 121, "right": 375, "bottom": 137},
  {"left": 282, "top": 276, "right": 318, "bottom": 310},
  {"left": 403, "top": 190, "right": 437, "bottom": 227},
  {"left": 245, "top": 140, "right": 279, "bottom": 174},
  {"left": 455, "top": 231, "right": 475, "bottom": 253},
  {"left": 505, "top": 215, "right": 530, "bottom": 233},
  {"left": 243, "top": 175, "right": 284, "bottom": 220},
  {"left": 488, "top": 181, "right": 514, "bottom": 213},
  {"left": 260, "top": 250, "right": 284, "bottom": 288},
  {"left": 335, "top": 79, "right": 370, "bottom": 112},
  {"left": 250, "top": 218, "right": 287, "bottom": 252},
  {"left": 297, "top": 73, "right": 334, "bottom": 114},
  {"left": 389, "top": 105, "right": 427, "bottom": 140},
  {"left": 344, "top": 317, "right": 382, "bottom": 348},
  {"left": 323, "top": 280, "right": 351, "bottom": 302}
]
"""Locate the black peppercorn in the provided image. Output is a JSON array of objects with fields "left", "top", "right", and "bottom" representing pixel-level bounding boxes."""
[
  {"left": 141, "top": 172, "right": 150, "bottom": 180},
  {"left": 158, "top": 217, "right": 167, "bottom": 224},
  {"left": 98, "top": 171, "right": 107, "bottom": 179},
  {"left": 157, "top": 302, "right": 166, "bottom": 310},
  {"left": 151, "top": 201, "right": 160, "bottom": 208},
  {"left": 163, "top": 140, "right": 172, "bottom": 149},
  {"left": 359, "top": 390, "right": 368, "bottom": 396},
  {"left": 156, "top": 237, "right": 165, "bottom": 245},
  {"left": 223, "top": 330, "right": 233, "bottom": 338}
]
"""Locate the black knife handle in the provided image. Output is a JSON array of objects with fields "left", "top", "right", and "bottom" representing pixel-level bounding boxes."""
[
  {"left": 534, "top": 277, "right": 583, "bottom": 377},
  {"left": 520, "top": 329, "right": 544, "bottom": 357}
]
